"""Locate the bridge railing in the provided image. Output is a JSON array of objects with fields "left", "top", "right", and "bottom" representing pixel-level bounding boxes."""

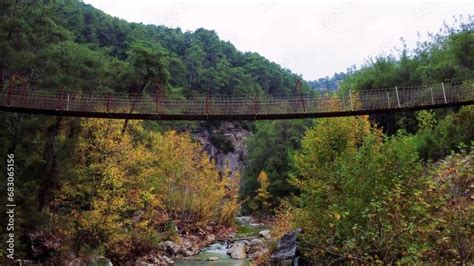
[{"left": 0, "top": 82, "right": 473, "bottom": 117}]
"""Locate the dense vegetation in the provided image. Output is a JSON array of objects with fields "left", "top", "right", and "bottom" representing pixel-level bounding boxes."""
[
  {"left": 308, "top": 71, "right": 349, "bottom": 91},
  {"left": 286, "top": 113, "right": 473, "bottom": 263},
  {"left": 0, "top": 0, "right": 305, "bottom": 262},
  {"left": 0, "top": 0, "right": 307, "bottom": 96},
  {"left": 0, "top": 0, "right": 472, "bottom": 264},
  {"left": 241, "top": 16, "right": 473, "bottom": 264},
  {"left": 241, "top": 17, "right": 473, "bottom": 206},
  {"left": 0, "top": 115, "right": 239, "bottom": 263}
]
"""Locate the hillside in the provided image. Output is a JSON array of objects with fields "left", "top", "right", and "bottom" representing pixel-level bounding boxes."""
[
  {"left": 1, "top": 0, "right": 306, "bottom": 96},
  {"left": 0, "top": 1, "right": 473, "bottom": 265}
]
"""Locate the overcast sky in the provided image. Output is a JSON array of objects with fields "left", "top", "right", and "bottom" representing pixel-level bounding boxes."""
[{"left": 83, "top": 0, "right": 472, "bottom": 80}]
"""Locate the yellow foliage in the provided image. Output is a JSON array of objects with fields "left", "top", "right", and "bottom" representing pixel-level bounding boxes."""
[
  {"left": 144, "top": 130, "right": 237, "bottom": 226},
  {"left": 53, "top": 119, "right": 238, "bottom": 257},
  {"left": 272, "top": 201, "right": 295, "bottom": 240},
  {"left": 255, "top": 171, "right": 271, "bottom": 212}
]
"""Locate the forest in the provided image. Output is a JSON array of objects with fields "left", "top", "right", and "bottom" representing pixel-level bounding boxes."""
[{"left": 0, "top": 0, "right": 473, "bottom": 265}]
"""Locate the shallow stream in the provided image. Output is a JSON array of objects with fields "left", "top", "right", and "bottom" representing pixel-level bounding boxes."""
[{"left": 175, "top": 217, "right": 269, "bottom": 266}]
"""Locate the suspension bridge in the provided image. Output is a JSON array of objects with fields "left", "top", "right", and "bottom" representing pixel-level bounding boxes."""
[{"left": 0, "top": 81, "right": 473, "bottom": 121}]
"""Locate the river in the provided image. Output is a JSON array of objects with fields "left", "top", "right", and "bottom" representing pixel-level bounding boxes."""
[{"left": 175, "top": 217, "right": 269, "bottom": 266}]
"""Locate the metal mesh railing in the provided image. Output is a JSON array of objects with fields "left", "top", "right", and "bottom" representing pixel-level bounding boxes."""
[{"left": 0, "top": 82, "right": 473, "bottom": 119}]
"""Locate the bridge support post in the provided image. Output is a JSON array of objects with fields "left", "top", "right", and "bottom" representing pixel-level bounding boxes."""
[
  {"left": 67, "top": 93, "right": 70, "bottom": 111},
  {"left": 254, "top": 95, "right": 258, "bottom": 118},
  {"left": 6, "top": 84, "right": 12, "bottom": 107},
  {"left": 56, "top": 90, "right": 63, "bottom": 111},
  {"left": 107, "top": 92, "right": 111, "bottom": 113},
  {"left": 387, "top": 91, "right": 390, "bottom": 108},
  {"left": 349, "top": 90, "right": 354, "bottom": 111},
  {"left": 155, "top": 84, "right": 161, "bottom": 114},
  {"left": 342, "top": 94, "right": 345, "bottom": 111},
  {"left": 296, "top": 80, "right": 306, "bottom": 113},
  {"left": 441, "top": 82, "right": 447, "bottom": 104},
  {"left": 430, "top": 87, "right": 434, "bottom": 105},
  {"left": 205, "top": 94, "right": 209, "bottom": 117},
  {"left": 395, "top": 86, "right": 401, "bottom": 108}
]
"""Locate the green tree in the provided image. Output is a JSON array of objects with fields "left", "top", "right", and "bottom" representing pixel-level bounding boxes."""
[{"left": 241, "top": 120, "right": 310, "bottom": 211}]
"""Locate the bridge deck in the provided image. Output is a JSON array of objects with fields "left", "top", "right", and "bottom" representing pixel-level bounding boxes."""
[{"left": 0, "top": 83, "right": 473, "bottom": 121}]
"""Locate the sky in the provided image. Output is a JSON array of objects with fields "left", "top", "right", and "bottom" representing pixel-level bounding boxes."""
[{"left": 83, "top": 0, "right": 473, "bottom": 81}]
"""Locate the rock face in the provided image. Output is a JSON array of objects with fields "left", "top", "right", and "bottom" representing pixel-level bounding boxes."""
[
  {"left": 192, "top": 122, "right": 250, "bottom": 176},
  {"left": 270, "top": 229, "right": 302, "bottom": 266},
  {"left": 227, "top": 242, "right": 247, "bottom": 260}
]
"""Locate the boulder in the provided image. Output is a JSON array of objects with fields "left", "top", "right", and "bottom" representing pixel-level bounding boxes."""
[
  {"left": 258, "top": 230, "right": 271, "bottom": 239},
  {"left": 250, "top": 239, "right": 264, "bottom": 246},
  {"left": 161, "top": 256, "right": 174, "bottom": 264},
  {"left": 270, "top": 229, "right": 302, "bottom": 266},
  {"left": 206, "top": 234, "right": 216, "bottom": 243},
  {"left": 28, "top": 231, "right": 62, "bottom": 260},
  {"left": 248, "top": 239, "right": 269, "bottom": 259},
  {"left": 227, "top": 242, "right": 247, "bottom": 260},
  {"left": 135, "top": 262, "right": 155, "bottom": 266},
  {"left": 90, "top": 256, "right": 113, "bottom": 266},
  {"left": 181, "top": 238, "right": 193, "bottom": 249},
  {"left": 208, "top": 256, "right": 220, "bottom": 261},
  {"left": 158, "top": 240, "right": 180, "bottom": 255},
  {"left": 249, "top": 247, "right": 269, "bottom": 260},
  {"left": 135, "top": 254, "right": 174, "bottom": 266}
]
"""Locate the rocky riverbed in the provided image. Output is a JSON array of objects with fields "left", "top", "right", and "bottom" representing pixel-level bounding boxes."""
[
  {"left": 174, "top": 216, "right": 271, "bottom": 265},
  {"left": 17, "top": 216, "right": 303, "bottom": 265}
]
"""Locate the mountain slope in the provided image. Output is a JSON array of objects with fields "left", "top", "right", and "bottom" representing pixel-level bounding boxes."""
[{"left": 1, "top": 0, "right": 306, "bottom": 97}]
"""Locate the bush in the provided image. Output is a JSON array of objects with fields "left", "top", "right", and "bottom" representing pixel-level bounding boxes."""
[
  {"left": 413, "top": 106, "right": 474, "bottom": 160},
  {"left": 286, "top": 116, "right": 474, "bottom": 263}
]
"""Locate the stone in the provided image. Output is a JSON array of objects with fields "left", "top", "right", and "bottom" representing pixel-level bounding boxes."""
[
  {"left": 90, "top": 256, "right": 113, "bottom": 266},
  {"left": 270, "top": 229, "right": 302, "bottom": 266},
  {"left": 158, "top": 240, "right": 181, "bottom": 255},
  {"left": 258, "top": 229, "right": 271, "bottom": 238},
  {"left": 135, "top": 262, "right": 154, "bottom": 266},
  {"left": 28, "top": 231, "right": 62, "bottom": 260},
  {"left": 250, "top": 238, "right": 264, "bottom": 247},
  {"left": 248, "top": 247, "right": 269, "bottom": 260},
  {"left": 135, "top": 253, "right": 171, "bottom": 266},
  {"left": 227, "top": 242, "right": 247, "bottom": 260},
  {"left": 181, "top": 238, "right": 193, "bottom": 249},
  {"left": 206, "top": 233, "right": 216, "bottom": 243},
  {"left": 183, "top": 249, "right": 196, "bottom": 256},
  {"left": 208, "top": 256, "right": 220, "bottom": 261},
  {"left": 161, "top": 255, "right": 174, "bottom": 264},
  {"left": 248, "top": 238, "right": 268, "bottom": 259}
]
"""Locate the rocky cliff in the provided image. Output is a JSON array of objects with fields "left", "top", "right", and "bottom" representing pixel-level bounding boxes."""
[{"left": 192, "top": 122, "right": 251, "bottom": 177}]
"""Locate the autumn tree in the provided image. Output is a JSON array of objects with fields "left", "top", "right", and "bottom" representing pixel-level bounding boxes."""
[
  {"left": 288, "top": 116, "right": 437, "bottom": 263},
  {"left": 51, "top": 119, "right": 238, "bottom": 263},
  {"left": 254, "top": 171, "right": 271, "bottom": 214}
]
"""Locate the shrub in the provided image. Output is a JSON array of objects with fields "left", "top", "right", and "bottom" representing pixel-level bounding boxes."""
[{"left": 285, "top": 115, "right": 473, "bottom": 264}]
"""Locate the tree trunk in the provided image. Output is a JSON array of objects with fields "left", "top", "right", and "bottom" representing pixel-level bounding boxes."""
[{"left": 121, "top": 79, "right": 151, "bottom": 135}]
